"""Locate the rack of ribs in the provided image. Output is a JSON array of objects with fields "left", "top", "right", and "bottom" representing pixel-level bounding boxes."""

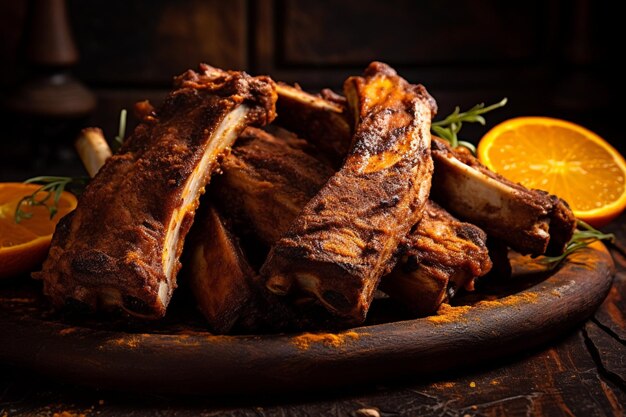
[
  {"left": 273, "top": 82, "right": 576, "bottom": 257},
  {"left": 34, "top": 64, "right": 277, "bottom": 318},
  {"left": 207, "top": 126, "right": 490, "bottom": 321},
  {"left": 259, "top": 62, "right": 437, "bottom": 323}
]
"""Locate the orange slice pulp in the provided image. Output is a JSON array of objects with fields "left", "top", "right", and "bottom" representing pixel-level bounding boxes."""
[{"left": 0, "top": 183, "right": 77, "bottom": 278}]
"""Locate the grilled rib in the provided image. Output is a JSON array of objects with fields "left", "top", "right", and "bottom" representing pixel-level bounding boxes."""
[
  {"left": 261, "top": 62, "right": 436, "bottom": 323},
  {"left": 430, "top": 137, "right": 576, "bottom": 256},
  {"left": 214, "top": 127, "right": 490, "bottom": 318},
  {"left": 35, "top": 65, "right": 277, "bottom": 318},
  {"left": 274, "top": 84, "right": 576, "bottom": 256},
  {"left": 380, "top": 201, "right": 492, "bottom": 316},
  {"left": 212, "top": 127, "right": 335, "bottom": 246},
  {"left": 187, "top": 203, "right": 257, "bottom": 333}
]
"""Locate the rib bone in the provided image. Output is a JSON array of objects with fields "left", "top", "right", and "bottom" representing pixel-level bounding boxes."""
[{"left": 430, "top": 137, "right": 575, "bottom": 256}]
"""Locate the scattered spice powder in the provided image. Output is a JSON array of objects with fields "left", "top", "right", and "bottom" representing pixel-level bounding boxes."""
[
  {"left": 52, "top": 412, "right": 86, "bottom": 417},
  {"left": 433, "top": 381, "right": 456, "bottom": 389},
  {"left": 108, "top": 336, "right": 140, "bottom": 348},
  {"left": 427, "top": 303, "right": 471, "bottom": 324},
  {"left": 475, "top": 292, "right": 538, "bottom": 308},
  {"left": 292, "top": 331, "right": 360, "bottom": 350}
]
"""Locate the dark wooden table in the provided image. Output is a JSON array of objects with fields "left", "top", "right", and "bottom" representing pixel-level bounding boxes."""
[{"left": 0, "top": 178, "right": 624, "bottom": 417}]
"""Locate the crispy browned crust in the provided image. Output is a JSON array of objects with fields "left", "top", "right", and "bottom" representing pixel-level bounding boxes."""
[
  {"left": 430, "top": 137, "right": 576, "bottom": 256},
  {"left": 35, "top": 64, "right": 277, "bottom": 318},
  {"left": 187, "top": 203, "right": 257, "bottom": 333},
  {"left": 275, "top": 83, "right": 352, "bottom": 168},
  {"left": 273, "top": 84, "right": 576, "bottom": 257},
  {"left": 212, "top": 127, "right": 335, "bottom": 246},
  {"left": 213, "top": 126, "right": 494, "bottom": 327},
  {"left": 380, "top": 201, "right": 492, "bottom": 316},
  {"left": 261, "top": 62, "right": 436, "bottom": 323},
  {"left": 189, "top": 201, "right": 335, "bottom": 334}
]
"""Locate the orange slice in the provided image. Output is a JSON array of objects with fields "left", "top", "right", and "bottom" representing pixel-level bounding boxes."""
[
  {"left": 0, "top": 183, "right": 77, "bottom": 278},
  {"left": 477, "top": 117, "right": 626, "bottom": 227}
]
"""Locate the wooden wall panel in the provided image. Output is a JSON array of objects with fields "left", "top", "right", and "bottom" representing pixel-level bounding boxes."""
[
  {"left": 67, "top": 0, "right": 248, "bottom": 87},
  {"left": 279, "top": 0, "right": 544, "bottom": 67}
]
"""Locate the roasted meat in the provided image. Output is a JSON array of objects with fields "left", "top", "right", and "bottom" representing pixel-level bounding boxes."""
[
  {"left": 275, "top": 83, "right": 351, "bottom": 168},
  {"left": 35, "top": 65, "right": 277, "bottom": 318},
  {"left": 187, "top": 203, "right": 257, "bottom": 333},
  {"left": 274, "top": 83, "right": 576, "bottom": 257},
  {"left": 214, "top": 127, "right": 490, "bottom": 318},
  {"left": 430, "top": 137, "right": 576, "bottom": 256},
  {"left": 379, "top": 201, "right": 492, "bottom": 316},
  {"left": 261, "top": 62, "right": 436, "bottom": 323},
  {"left": 212, "top": 127, "right": 335, "bottom": 246},
  {"left": 189, "top": 201, "right": 332, "bottom": 334}
]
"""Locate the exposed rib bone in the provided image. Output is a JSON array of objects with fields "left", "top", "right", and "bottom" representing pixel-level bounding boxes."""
[
  {"left": 74, "top": 128, "right": 111, "bottom": 177},
  {"left": 430, "top": 137, "right": 575, "bottom": 256}
]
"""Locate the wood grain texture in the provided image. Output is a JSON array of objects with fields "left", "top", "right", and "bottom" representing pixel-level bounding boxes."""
[
  {"left": 0, "top": 243, "right": 614, "bottom": 397},
  {"left": 67, "top": 0, "right": 248, "bottom": 86},
  {"left": 279, "top": 0, "right": 544, "bottom": 66}
]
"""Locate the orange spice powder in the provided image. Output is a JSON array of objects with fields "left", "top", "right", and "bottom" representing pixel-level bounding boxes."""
[
  {"left": 475, "top": 292, "right": 538, "bottom": 308},
  {"left": 426, "top": 303, "right": 472, "bottom": 324},
  {"left": 292, "top": 331, "right": 360, "bottom": 350}
]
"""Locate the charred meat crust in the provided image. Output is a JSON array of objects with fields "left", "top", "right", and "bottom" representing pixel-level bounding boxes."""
[
  {"left": 274, "top": 82, "right": 576, "bottom": 257},
  {"left": 261, "top": 62, "right": 436, "bottom": 324},
  {"left": 209, "top": 127, "right": 492, "bottom": 325},
  {"left": 190, "top": 200, "right": 338, "bottom": 334},
  {"left": 275, "top": 83, "right": 352, "bottom": 168},
  {"left": 34, "top": 64, "right": 277, "bottom": 318},
  {"left": 380, "top": 201, "right": 492, "bottom": 316},
  {"left": 213, "top": 127, "right": 335, "bottom": 246},
  {"left": 187, "top": 203, "right": 257, "bottom": 334}
]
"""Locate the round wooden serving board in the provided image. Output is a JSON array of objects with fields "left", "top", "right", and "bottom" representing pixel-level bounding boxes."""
[{"left": 0, "top": 243, "right": 615, "bottom": 396}]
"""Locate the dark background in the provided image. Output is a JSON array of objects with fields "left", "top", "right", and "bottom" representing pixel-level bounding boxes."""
[{"left": 0, "top": 0, "right": 623, "bottom": 181}]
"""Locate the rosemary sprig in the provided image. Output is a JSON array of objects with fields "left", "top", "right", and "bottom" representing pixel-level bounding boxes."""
[
  {"left": 540, "top": 220, "right": 615, "bottom": 269},
  {"left": 431, "top": 98, "right": 508, "bottom": 153},
  {"left": 14, "top": 176, "right": 88, "bottom": 224},
  {"left": 112, "top": 109, "right": 128, "bottom": 152}
]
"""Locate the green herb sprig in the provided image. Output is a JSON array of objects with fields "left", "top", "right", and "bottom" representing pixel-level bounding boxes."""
[
  {"left": 14, "top": 109, "right": 128, "bottom": 224},
  {"left": 541, "top": 220, "right": 614, "bottom": 269},
  {"left": 431, "top": 98, "right": 508, "bottom": 153},
  {"left": 14, "top": 176, "right": 88, "bottom": 224}
]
